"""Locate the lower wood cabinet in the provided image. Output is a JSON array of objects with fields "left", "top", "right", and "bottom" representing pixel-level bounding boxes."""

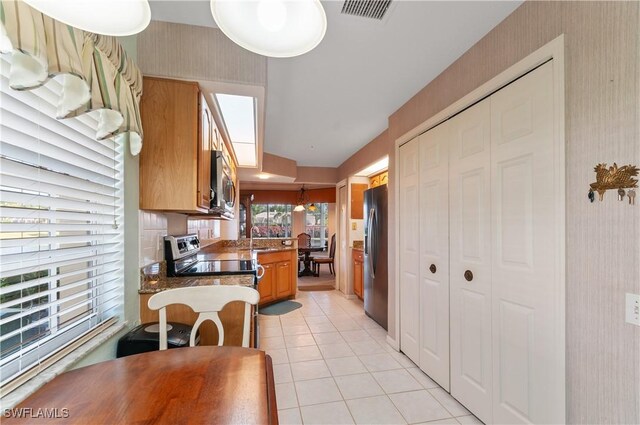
[
  {"left": 257, "top": 250, "right": 297, "bottom": 306},
  {"left": 353, "top": 249, "right": 364, "bottom": 300},
  {"left": 258, "top": 263, "right": 275, "bottom": 305},
  {"left": 276, "top": 261, "right": 292, "bottom": 298}
]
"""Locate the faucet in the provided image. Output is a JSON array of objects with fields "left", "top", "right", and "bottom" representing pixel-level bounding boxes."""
[{"left": 250, "top": 225, "right": 258, "bottom": 251}]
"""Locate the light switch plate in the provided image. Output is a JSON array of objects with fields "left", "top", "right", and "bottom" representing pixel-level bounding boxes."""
[
  {"left": 625, "top": 293, "right": 640, "bottom": 326},
  {"left": 351, "top": 222, "right": 357, "bottom": 230}
]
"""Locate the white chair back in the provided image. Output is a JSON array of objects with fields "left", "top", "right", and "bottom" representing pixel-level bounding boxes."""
[{"left": 147, "top": 286, "right": 260, "bottom": 349}]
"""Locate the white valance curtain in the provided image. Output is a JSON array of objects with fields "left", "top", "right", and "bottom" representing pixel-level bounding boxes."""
[{"left": 0, "top": 0, "right": 143, "bottom": 155}]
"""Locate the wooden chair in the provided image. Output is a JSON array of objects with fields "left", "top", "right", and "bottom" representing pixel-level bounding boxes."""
[
  {"left": 148, "top": 286, "right": 260, "bottom": 349},
  {"left": 297, "top": 232, "right": 313, "bottom": 271},
  {"left": 314, "top": 234, "right": 336, "bottom": 275},
  {"left": 297, "top": 232, "right": 311, "bottom": 247}
]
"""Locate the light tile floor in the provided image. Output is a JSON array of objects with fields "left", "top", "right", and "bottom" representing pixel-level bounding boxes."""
[{"left": 259, "top": 290, "right": 483, "bottom": 425}]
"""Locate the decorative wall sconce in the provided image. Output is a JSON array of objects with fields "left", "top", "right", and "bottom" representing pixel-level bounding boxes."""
[{"left": 588, "top": 163, "right": 638, "bottom": 204}]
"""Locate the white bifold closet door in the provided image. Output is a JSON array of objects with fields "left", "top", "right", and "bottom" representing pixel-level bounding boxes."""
[
  {"left": 418, "top": 122, "right": 450, "bottom": 390},
  {"left": 399, "top": 137, "right": 421, "bottom": 363},
  {"left": 401, "top": 60, "right": 562, "bottom": 424},
  {"left": 490, "top": 61, "right": 562, "bottom": 424},
  {"left": 449, "top": 97, "right": 493, "bottom": 423}
]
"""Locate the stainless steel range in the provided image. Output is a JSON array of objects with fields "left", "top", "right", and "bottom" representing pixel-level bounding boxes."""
[
  {"left": 163, "top": 234, "right": 263, "bottom": 347},
  {"left": 164, "top": 234, "right": 260, "bottom": 282}
]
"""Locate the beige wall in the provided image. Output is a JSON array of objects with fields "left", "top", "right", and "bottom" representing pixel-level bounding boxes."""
[
  {"left": 137, "top": 21, "right": 266, "bottom": 86},
  {"left": 338, "top": 129, "right": 389, "bottom": 182},
  {"left": 261, "top": 152, "right": 340, "bottom": 184},
  {"left": 327, "top": 203, "right": 336, "bottom": 243},
  {"left": 296, "top": 166, "right": 339, "bottom": 184},
  {"left": 262, "top": 152, "right": 297, "bottom": 178},
  {"left": 379, "top": 2, "right": 639, "bottom": 423}
]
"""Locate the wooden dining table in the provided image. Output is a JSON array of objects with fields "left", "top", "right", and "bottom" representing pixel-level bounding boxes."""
[
  {"left": 4, "top": 346, "right": 278, "bottom": 424},
  {"left": 297, "top": 245, "right": 325, "bottom": 277}
]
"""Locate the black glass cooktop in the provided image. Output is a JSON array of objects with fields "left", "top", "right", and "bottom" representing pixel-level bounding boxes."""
[{"left": 176, "top": 259, "right": 257, "bottom": 276}]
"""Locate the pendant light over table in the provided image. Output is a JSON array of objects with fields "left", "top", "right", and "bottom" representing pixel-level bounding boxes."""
[
  {"left": 23, "top": 0, "right": 151, "bottom": 36},
  {"left": 210, "top": 0, "right": 327, "bottom": 58},
  {"left": 294, "top": 186, "right": 310, "bottom": 212}
]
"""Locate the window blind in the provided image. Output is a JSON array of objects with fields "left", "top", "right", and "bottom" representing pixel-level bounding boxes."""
[{"left": 0, "top": 56, "right": 124, "bottom": 386}]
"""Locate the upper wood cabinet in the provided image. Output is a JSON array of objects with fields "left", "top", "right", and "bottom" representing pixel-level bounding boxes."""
[
  {"left": 139, "top": 77, "right": 215, "bottom": 213},
  {"left": 369, "top": 171, "right": 388, "bottom": 188},
  {"left": 350, "top": 183, "right": 368, "bottom": 219},
  {"left": 198, "top": 94, "right": 213, "bottom": 210}
]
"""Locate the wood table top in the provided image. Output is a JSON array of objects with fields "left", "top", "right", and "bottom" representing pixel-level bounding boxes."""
[
  {"left": 5, "top": 346, "right": 277, "bottom": 424},
  {"left": 297, "top": 246, "right": 325, "bottom": 253}
]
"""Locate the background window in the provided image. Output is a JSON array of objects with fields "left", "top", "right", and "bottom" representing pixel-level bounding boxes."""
[
  {"left": 250, "top": 204, "right": 292, "bottom": 238},
  {"left": 305, "top": 203, "right": 329, "bottom": 247}
]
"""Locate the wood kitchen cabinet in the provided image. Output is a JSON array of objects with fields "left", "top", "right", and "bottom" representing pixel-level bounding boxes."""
[
  {"left": 350, "top": 183, "right": 368, "bottom": 219},
  {"left": 369, "top": 171, "right": 388, "bottom": 188},
  {"left": 257, "top": 250, "right": 297, "bottom": 306},
  {"left": 257, "top": 263, "right": 275, "bottom": 305},
  {"left": 276, "top": 261, "right": 293, "bottom": 298},
  {"left": 197, "top": 94, "right": 213, "bottom": 210},
  {"left": 353, "top": 249, "right": 364, "bottom": 299},
  {"left": 139, "top": 76, "right": 217, "bottom": 213}
]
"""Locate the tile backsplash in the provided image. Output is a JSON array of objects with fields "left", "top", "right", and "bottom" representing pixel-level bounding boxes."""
[
  {"left": 139, "top": 211, "right": 168, "bottom": 267},
  {"left": 187, "top": 219, "right": 220, "bottom": 244},
  {"left": 139, "top": 211, "right": 223, "bottom": 267}
]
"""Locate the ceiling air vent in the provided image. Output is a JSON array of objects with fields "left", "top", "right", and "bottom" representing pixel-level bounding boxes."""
[{"left": 341, "top": 0, "right": 392, "bottom": 20}]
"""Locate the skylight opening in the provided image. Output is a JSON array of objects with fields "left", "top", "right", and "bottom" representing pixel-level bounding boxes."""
[{"left": 215, "top": 93, "right": 257, "bottom": 167}]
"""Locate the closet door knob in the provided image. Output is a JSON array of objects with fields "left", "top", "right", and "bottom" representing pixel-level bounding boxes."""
[
  {"left": 429, "top": 264, "right": 437, "bottom": 274},
  {"left": 464, "top": 270, "right": 473, "bottom": 282}
]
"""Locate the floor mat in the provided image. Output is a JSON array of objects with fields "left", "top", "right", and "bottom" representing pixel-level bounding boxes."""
[
  {"left": 298, "top": 285, "right": 335, "bottom": 291},
  {"left": 259, "top": 300, "right": 303, "bottom": 315}
]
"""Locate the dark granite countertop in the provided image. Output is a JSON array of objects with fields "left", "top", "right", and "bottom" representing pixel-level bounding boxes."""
[{"left": 138, "top": 239, "right": 299, "bottom": 294}]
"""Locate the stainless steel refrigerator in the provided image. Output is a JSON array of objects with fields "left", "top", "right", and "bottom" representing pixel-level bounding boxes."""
[{"left": 363, "top": 184, "right": 388, "bottom": 330}]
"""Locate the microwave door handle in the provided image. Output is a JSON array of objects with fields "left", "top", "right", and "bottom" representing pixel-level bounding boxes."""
[{"left": 230, "top": 180, "right": 237, "bottom": 207}]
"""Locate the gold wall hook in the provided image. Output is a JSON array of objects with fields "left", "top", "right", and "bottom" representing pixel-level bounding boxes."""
[{"left": 589, "top": 163, "right": 638, "bottom": 201}]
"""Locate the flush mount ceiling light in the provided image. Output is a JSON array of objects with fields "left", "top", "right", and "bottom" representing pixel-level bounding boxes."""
[
  {"left": 23, "top": 0, "right": 151, "bottom": 36},
  {"left": 210, "top": 0, "right": 327, "bottom": 58}
]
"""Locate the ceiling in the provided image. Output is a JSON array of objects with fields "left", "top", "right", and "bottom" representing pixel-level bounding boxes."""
[{"left": 148, "top": 0, "right": 522, "bottom": 168}]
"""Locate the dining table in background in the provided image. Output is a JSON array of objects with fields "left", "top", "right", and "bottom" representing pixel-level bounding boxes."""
[
  {"left": 297, "top": 245, "right": 325, "bottom": 277},
  {"left": 3, "top": 346, "right": 278, "bottom": 424}
]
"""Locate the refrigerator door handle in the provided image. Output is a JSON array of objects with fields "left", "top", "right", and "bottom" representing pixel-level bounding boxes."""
[
  {"left": 366, "top": 208, "right": 373, "bottom": 256},
  {"left": 368, "top": 208, "right": 376, "bottom": 279}
]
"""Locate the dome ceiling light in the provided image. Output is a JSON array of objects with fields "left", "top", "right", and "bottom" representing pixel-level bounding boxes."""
[
  {"left": 210, "top": 0, "right": 327, "bottom": 58},
  {"left": 23, "top": 0, "right": 151, "bottom": 36}
]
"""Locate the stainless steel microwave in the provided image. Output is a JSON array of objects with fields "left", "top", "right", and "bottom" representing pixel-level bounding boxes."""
[{"left": 210, "top": 150, "right": 235, "bottom": 219}]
